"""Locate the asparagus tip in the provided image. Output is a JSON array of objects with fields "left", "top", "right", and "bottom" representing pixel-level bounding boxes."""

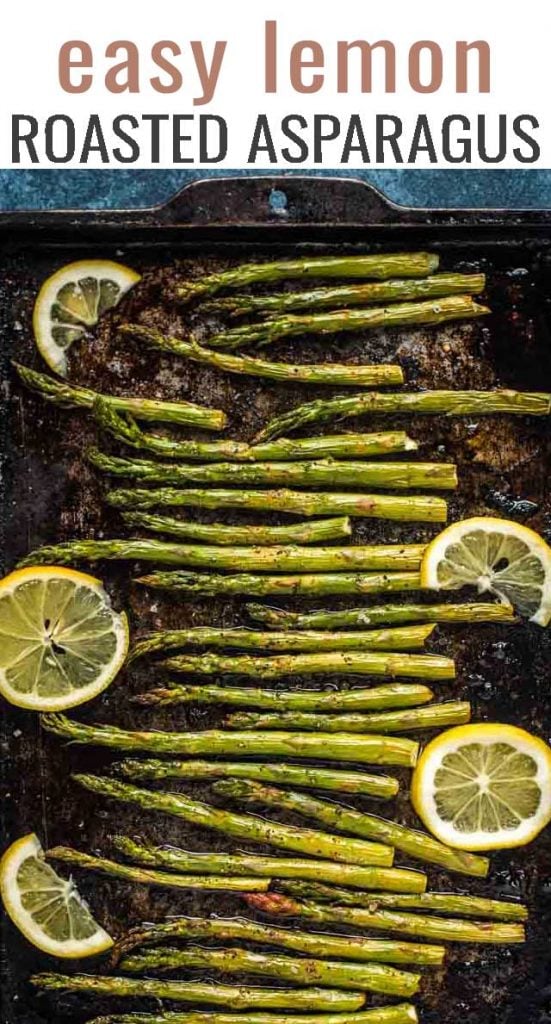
[
  {"left": 129, "top": 692, "right": 158, "bottom": 705},
  {"left": 72, "top": 772, "right": 97, "bottom": 789},
  {"left": 43, "top": 846, "right": 66, "bottom": 859},
  {"left": 245, "top": 892, "right": 297, "bottom": 915},
  {"left": 213, "top": 778, "right": 257, "bottom": 800}
]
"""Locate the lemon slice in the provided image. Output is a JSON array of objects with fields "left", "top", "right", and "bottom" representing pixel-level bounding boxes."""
[
  {"left": 33, "top": 259, "right": 140, "bottom": 375},
  {"left": 420, "top": 516, "right": 551, "bottom": 626},
  {"left": 0, "top": 834, "right": 112, "bottom": 957},
  {"left": 0, "top": 566, "right": 128, "bottom": 711},
  {"left": 411, "top": 723, "right": 551, "bottom": 851}
]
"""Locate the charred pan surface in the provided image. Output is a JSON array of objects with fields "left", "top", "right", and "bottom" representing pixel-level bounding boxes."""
[{"left": 1, "top": 190, "right": 551, "bottom": 1024}]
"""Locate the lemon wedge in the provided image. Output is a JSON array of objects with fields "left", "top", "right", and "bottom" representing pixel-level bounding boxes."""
[
  {"left": 0, "top": 834, "right": 112, "bottom": 957},
  {"left": 411, "top": 723, "right": 551, "bottom": 851},
  {"left": 421, "top": 516, "right": 551, "bottom": 626},
  {"left": 33, "top": 259, "right": 140, "bottom": 375},
  {"left": 0, "top": 565, "right": 128, "bottom": 711}
]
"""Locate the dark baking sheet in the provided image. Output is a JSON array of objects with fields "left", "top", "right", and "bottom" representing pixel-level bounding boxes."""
[{"left": 1, "top": 177, "right": 550, "bottom": 1024}]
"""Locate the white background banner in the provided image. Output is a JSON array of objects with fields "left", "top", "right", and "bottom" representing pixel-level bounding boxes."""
[{"left": 0, "top": 0, "right": 548, "bottom": 169}]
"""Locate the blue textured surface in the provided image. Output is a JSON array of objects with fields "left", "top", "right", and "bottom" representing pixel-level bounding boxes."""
[{"left": 1, "top": 169, "right": 551, "bottom": 211}]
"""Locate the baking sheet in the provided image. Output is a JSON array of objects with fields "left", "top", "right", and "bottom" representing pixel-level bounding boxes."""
[{"left": 1, "top": 178, "right": 550, "bottom": 1024}]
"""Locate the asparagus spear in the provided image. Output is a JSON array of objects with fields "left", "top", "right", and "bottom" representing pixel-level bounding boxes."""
[
  {"left": 72, "top": 774, "right": 395, "bottom": 865},
  {"left": 122, "top": 512, "right": 353, "bottom": 546},
  {"left": 107, "top": 488, "right": 447, "bottom": 522},
  {"left": 111, "top": 837, "right": 424, "bottom": 890},
  {"left": 135, "top": 570, "right": 422, "bottom": 597},
  {"left": 225, "top": 701, "right": 472, "bottom": 734},
  {"left": 255, "top": 389, "right": 551, "bottom": 443},
  {"left": 19, "top": 539, "right": 428, "bottom": 572},
  {"left": 206, "top": 272, "right": 486, "bottom": 317},
  {"left": 246, "top": 601, "right": 516, "bottom": 630},
  {"left": 161, "top": 650, "right": 455, "bottom": 682},
  {"left": 115, "top": 760, "right": 401, "bottom": 799},
  {"left": 85, "top": 1008, "right": 419, "bottom": 1024},
  {"left": 245, "top": 894, "right": 525, "bottom": 945},
  {"left": 274, "top": 881, "right": 527, "bottom": 921},
  {"left": 132, "top": 682, "right": 434, "bottom": 713},
  {"left": 94, "top": 401, "right": 417, "bottom": 461},
  {"left": 42, "top": 713, "right": 420, "bottom": 767},
  {"left": 119, "top": 946, "right": 420, "bottom": 996},
  {"left": 177, "top": 253, "right": 441, "bottom": 302},
  {"left": 206, "top": 297, "right": 489, "bottom": 352},
  {"left": 45, "top": 847, "right": 269, "bottom": 892},
  {"left": 130, "top": 624, "right": 436, "bottom": 660},
  {"left": 86, "top": 1009, "right": 419, "bottom": 1024},
  {"left": 12, "top": 362, "right": 226, "bottom": 430},
  {"left": 89, "top": 449, "right": 458, "bottom": 491},
  {"left": 215, "top": 781, "right": 490, "bottom": 878},
  {"left": 121, "top": 324, "right": 405, "bottom": 387},
  {"left": 110, "top": 914, "right": 445, "bottom": 967},
  {"left": 31, "top": 973, "right": 366, "bottom": 1011}
]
